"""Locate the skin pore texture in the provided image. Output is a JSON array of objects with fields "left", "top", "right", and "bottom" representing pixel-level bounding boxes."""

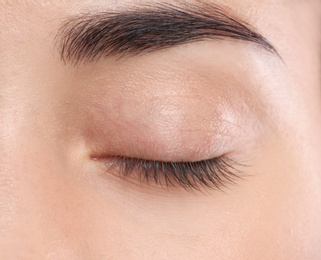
[{"left": 0, "top": 0, "right": 321, "bottom": 259}]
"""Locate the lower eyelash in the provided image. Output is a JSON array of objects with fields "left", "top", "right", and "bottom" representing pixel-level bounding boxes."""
[{"left": 104, "top": 156, "right": 244, "bottom": 191}]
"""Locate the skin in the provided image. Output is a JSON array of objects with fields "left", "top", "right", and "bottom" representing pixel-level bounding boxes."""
[{"left": 0, "top": 0, "right": 321, "bottom": 259}]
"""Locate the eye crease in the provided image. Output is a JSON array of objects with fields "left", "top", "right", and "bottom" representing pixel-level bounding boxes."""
[{"left": 98, "top": 155, "right": 245, "bottom": 191}]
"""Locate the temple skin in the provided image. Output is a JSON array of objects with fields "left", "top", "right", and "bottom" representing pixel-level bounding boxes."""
[{"left": 0, "top": 0, "right": 321, "bottom": 259}]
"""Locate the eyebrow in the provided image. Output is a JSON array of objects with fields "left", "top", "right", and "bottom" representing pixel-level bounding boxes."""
[{"left": 57, "top": 2, "right": 279, "bottom": 65}]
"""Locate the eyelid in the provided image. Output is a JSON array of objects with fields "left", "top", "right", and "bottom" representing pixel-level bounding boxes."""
[{"left": 102, "top": 155, "right": 245, "bottom": 191}]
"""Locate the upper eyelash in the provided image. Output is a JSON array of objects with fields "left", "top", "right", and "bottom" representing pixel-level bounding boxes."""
[{"left": 104, "top": 156, "right": 244, "bottom": 191}]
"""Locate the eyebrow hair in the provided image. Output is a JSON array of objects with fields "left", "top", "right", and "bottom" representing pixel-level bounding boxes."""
[{"left": 57, "top": 2, "right": 279, "bottom": 65}]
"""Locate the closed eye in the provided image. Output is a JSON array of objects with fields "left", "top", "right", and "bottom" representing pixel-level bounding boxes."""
[{"left": 103, "top": 156, "right": 245, "bottom": 191}]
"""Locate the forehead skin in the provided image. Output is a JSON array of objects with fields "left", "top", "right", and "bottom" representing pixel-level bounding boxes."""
[{"left": 0, "top": 0, "right": 321, "bottom": 259}]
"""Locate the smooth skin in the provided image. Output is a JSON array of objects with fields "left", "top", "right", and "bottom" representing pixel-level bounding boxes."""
[{"left": 0, "top": 0, "right": 321, "bottom": 259}]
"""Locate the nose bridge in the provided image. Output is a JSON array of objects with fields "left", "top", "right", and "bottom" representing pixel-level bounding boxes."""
[
  {"left": 0, "top": 34, "right": 72, "bottom": 259},
  {"left": 0, "top": 6, "right": 91, "bottom": 255},
  {"left": 0, "top": 50, "right": 104, "bottom": 256},
  {"left": 0, "top": 92, "right": 67, "bottom": 255}
]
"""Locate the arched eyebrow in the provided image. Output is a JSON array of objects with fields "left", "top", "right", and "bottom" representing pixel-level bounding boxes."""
[{"left": 57, "top": 2, "right": 280, "bottom": 65}]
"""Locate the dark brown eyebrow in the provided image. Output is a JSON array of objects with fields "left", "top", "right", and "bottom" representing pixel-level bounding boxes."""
[{"left": 57, "top": 2, "right": 279, "bottom": 65}]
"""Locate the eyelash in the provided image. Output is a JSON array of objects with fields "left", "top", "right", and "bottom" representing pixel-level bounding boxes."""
[{"left": 104, "top": 156, "right": 243, "bottom": 191}]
